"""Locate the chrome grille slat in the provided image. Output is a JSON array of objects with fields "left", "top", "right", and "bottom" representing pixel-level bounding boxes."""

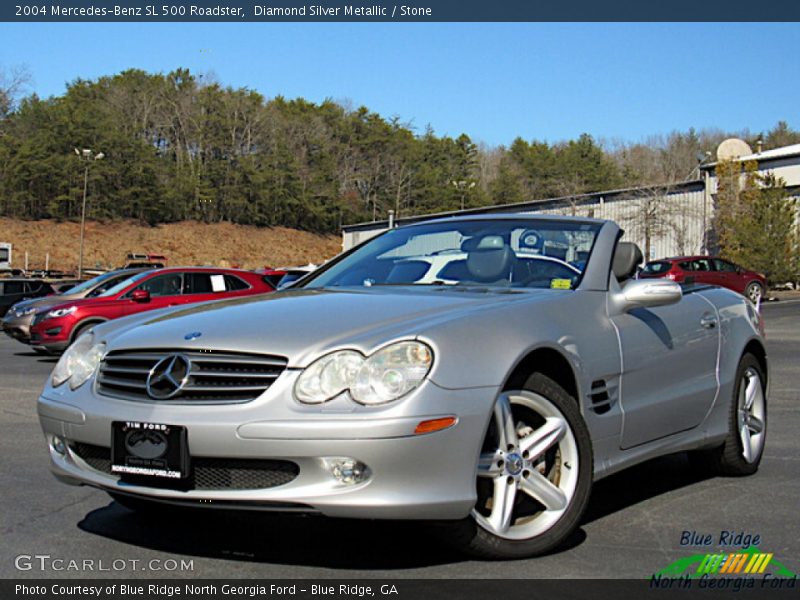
[
  {"left": 183, "top": 383, "right": 274, "bottom": 393},
  {"left": 96, "top": 349, "right": 288, "bottom": 403},
  {"left": 190, "top": 370, "right": 281, "bottom": 379},
  {"left": 190, "top": 356, "right": 288, "bottom": 367},
  {"left": 97, "top": 375, "right": 148, "bottom": 390},
  {"left": 101, "top": 365, "right": 153, "bottom": 376}
]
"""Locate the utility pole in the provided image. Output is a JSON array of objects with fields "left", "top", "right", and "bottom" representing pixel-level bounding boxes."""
[{"left": 74, "top": 148, "right": 104, "bottom": 278}]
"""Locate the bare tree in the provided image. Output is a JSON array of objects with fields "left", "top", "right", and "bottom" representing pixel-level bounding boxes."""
[
  {"left": 621, "top": 184, "right": 702, "bottom": 260},
  {"left": 0, "top": 65, "right": 30, "bottom": 119}
]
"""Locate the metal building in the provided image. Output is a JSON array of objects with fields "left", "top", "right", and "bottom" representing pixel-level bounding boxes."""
[
  {"left": 342, "top": 141, "right": 800, "bottom": 260},
  {"left": 342, "top": 181, "right": 709, "bottom": 261}
]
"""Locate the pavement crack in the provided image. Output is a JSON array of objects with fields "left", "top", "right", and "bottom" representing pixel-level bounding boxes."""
[{"left": 1, "top": 492, "right": 98, "bottom": 535}]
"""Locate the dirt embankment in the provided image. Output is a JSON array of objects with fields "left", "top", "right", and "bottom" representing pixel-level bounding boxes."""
[{"left": 0, "top": 218, "right": 343, "bottom": 272}]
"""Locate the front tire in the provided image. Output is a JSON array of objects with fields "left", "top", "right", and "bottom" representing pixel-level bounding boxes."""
[{"left": 446, "top": 373, "right": 593, "bottom": 559}]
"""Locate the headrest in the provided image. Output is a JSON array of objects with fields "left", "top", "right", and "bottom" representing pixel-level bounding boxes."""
[
  {"left": 613, "top": 241, "right": 643, "bottom": 282},
  {"left": 461, "top": 235, "right": 505, "bottom": 252},
  {"left": 464, "top": 235, "right": 513, "bottom": 283}
]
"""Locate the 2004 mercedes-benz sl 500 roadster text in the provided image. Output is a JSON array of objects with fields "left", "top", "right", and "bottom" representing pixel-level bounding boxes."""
[{"left": 38, "top": 215, "right": 768, "bottom": 558}]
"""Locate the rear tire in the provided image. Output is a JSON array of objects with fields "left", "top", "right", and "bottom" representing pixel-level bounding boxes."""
[
  {"left": 745, "top": 282, "right": 764, "bottom": 304},
  {"left": 443, "top": 373, "right": 593, "bottom": 559},
  {"left": 693, "top": 354, "right": 766, "bottom": 476}
]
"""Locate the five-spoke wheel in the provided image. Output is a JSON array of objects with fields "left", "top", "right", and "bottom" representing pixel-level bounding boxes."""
[
  {"left": 737, "top": 366, "right": 766, "bottom": 464},
  {"left": 472, "top": 390, "right": 579, "bottom": 540},
  {"left": 447, "top": 373, "right": 592, "bottom": 559}
]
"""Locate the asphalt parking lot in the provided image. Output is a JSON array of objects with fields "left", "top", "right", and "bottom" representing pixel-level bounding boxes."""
[{"left": 1, "top": 301, "right": 798, "bottom": 579}]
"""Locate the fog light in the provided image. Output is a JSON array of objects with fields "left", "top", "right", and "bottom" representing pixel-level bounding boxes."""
[
  {"left": 52, "top": 436, "right": 66, "bottom": 455},
  {"left": 325, "top": 458, "right": 369, "bottom": 485}
]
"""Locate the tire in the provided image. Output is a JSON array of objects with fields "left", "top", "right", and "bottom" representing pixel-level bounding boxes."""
[
  {"left": 443, "top": 373, "right": 593, "bottom": 559},
  {"left": 70, "top": 322, "right": 98, "bottom": 345},
  {"left": 745, "top": 282, "right": 764, "bottom": 305},
  {"left": 694, "top": 354, "right": 767, "bottom": 476}
]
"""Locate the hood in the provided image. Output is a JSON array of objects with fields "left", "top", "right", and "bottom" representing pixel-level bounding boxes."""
[
  {"left": 37, "top": 294, "right": 119, "bottom": 314},
  {"left": 98, "top": 287, "right": 551, "bottom": 366},
  {"left": 8, "top": 294, "right": 80, "bottom": 313}
]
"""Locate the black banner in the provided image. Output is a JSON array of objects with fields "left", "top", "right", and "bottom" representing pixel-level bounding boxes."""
[
  {"left": 4, "top": 579, "right": 800, "bottom": 600},
  {"left": 2, "top": 0, "right": 799, "bottom": 22}
]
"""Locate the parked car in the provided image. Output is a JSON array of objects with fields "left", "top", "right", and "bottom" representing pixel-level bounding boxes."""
[
  {"left": 2, "top": 269, "right": 148, "bottom": 347},
  {"left": 0, "top": 279, "right": 56, "bottom": 317},
  {"left": 37, "top": 215, "right": 768, "bottom": 559},
  {"left": 639, "top": 256, "right": 767, "bottom": 304},
  {"left": 258, "top": 265, "right": 318, "bottom": 290},
  {"left": 29, "top": 267, "right": 274, "bottom": 353}
]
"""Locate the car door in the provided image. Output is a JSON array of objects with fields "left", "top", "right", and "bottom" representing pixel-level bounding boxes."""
[
  {"left": 712, "top": 259, "right": 742, "bottom": 294},
  {"left": 612, "top": 291, "right": 719, "bottom": 449},
  {"left": 119, "top": 272, "right": 185, "bottom": 315},
  {"left": 180, "top": 272, "right": 232, "bottom": 304}
]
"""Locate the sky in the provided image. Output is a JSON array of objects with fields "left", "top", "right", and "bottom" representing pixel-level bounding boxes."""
[{"left": 1, "top": 22, "right": 798, "bottom": 147}]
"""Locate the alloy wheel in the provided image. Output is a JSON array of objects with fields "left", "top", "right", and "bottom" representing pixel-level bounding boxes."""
[
  {"left": 747, "top": 284, "right": 763, "bottom": 304},
  {"left": 737, "top": 367, "right": 766, "bottom": 463},
  {"left": 472, "top": 391, "right": 579, "bottom": 540}
]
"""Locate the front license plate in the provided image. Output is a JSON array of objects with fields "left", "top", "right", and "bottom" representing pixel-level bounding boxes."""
[{"left": 111, "top": 421, "right": 189, "bottom": 480}]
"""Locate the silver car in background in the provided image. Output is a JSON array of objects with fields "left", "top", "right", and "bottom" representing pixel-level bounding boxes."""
[
  {"left": 38, "top": 215, "right": 768, "bottom": 558},
  {"left": 3, "top": 269, "right": 146, "bottom": 348}
]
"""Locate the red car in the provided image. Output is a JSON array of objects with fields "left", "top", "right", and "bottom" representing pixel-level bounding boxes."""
[
  {"left": 640, "top": 256, "right": 767, "bottom": 303},
  {"left": 29, "top": 267, "right": 274, "bottom": 353}
]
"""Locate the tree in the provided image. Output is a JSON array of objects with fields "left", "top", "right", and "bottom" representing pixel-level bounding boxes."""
[{"left": 715, "top": 159, "right": 798, "bottom": 285}]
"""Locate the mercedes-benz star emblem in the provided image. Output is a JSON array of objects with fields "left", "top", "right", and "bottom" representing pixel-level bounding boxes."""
[{"left": 146, "top": 354, "right": 191, "bottom": 399}]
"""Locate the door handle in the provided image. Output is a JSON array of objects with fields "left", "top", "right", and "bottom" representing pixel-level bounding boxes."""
[{"left": 700, "top": 315, "right": 717, "bottom": 329}]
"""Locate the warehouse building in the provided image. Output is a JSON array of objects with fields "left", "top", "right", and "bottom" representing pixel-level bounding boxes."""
[{"left": 342, "top": 140, "right": 800, "bottom": 260}]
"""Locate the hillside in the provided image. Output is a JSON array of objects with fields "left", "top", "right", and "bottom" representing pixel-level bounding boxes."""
[{"left": 0, "top": 218, "right": 342, "bottom": 272}]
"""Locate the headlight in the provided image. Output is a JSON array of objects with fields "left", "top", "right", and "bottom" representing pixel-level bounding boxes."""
[
  {"left": 51, "top": 333, "right": 106, "bottom": 390},
  {"left": 16, "top": 306, "right": 36, "bottom": 317},
  {"left": 294, "top": 341, "right": 433, "bottom": 406},
  {"left": 47, "top": 306, "right": 77, "bottom": 319}
]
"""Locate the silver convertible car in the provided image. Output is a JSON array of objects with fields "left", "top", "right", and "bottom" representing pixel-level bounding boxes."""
[{"left": 38, "top": 215, "right": 768, "bottom": 558}]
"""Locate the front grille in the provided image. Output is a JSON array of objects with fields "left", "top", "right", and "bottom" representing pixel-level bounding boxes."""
[
  {"left": 96, "top": 349, "right": 288, "bottom": 403},
  {"left": 70, "top": 443, "right": 299, "bottom": 490},
  {"left": 191, "top": 458, "right": 299, "bottom": 490},
  {"left": 32, "top": 312, "right": 48, "bottom": 327}
]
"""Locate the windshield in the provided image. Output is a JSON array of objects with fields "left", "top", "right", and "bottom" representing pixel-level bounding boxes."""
[
  {"left": 303, "top": 219, "right": 602, "bottom": 290},
  {"left": 63, "top": 271, "right": 129, "bottom": 296},
  {"left": 98, "top": 270, "right": 152, "bottom": 297}
]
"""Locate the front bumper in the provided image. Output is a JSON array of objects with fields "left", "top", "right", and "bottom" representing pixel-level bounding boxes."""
[
  {"left": 38, "top": 372, "right": 498, "bottom": 520},
  {"left": 2, "top": 319, "right": 31, "bottom": 344},
  {"left": 29, "top": 314, "right": 75, "bottom": 351}
]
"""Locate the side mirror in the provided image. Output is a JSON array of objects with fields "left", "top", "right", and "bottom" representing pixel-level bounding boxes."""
[
  {"left": 615, "top": 280, "right": 682, "bottom": 312},
  {"left": 131, "top": 289, "right": 151, "bottom": 303}
]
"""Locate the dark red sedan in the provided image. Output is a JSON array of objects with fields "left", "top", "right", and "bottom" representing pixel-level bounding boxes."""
[
  {"left": 640, "top": 256, "right": 767, "bottom": 304},
  {"left": 29, "top": 267, "right": 274, "bottom": 353}
]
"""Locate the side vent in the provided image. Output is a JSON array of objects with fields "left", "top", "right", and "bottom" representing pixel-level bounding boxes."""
[{"left": 588, "top": 378, "right": 618, "bottom": 415}]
